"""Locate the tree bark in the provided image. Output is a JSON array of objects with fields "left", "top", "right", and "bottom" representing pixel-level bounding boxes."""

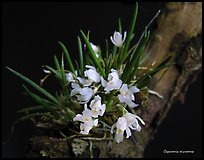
[{"left": 26, "top": 2, "right": 202, "bottom": 158}]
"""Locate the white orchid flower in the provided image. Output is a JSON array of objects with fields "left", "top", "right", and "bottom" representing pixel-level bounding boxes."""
[
  {"left": 70, "top": 83, "right": 81, "bottom": 96},
  {"left": 111, "top": 117, "right": 127, "bottom": 143},
  {"left": 90, "top": 43, "right": 100, "bottom": 58},
  {"left": 84, "top": 42, "right": 100, "bottom": 58},
  {"left": 123, "top": 112, "right": 145, "bottom": 138},
  {"left": 73, "top": 105, "right": 98, "bottom": 135},
  {"left": 111, "top": 111, "right": 145, "bottom": 143},
  {"left": 66, "top": 72, "right": 75, "bottom": 83},
  {"left": 76, "top": 87, "right": 93, "bottom": 104},
  {"left": 89, "top": 95, "right": 106, "bottom": 118},
  {"left": 70, "top": 83, "right": 93, "bottom": 104},
  {"left": 118, "top": 84, "right": 140, "bottom": 108},
  {"left": 77, "top": 65, "right": 100, "bottom": 87},
  {"left": 101, "top": 69, "right": 122, "bottom": 93},
  {"left": 77, "top": 77, "right": 93, "bottom": 87},
  {"left": 84, "top": 65, "right": 101, "bottom": 83},
  {"left": 110, "top": 31, "right": 127, "bottom": 47}
]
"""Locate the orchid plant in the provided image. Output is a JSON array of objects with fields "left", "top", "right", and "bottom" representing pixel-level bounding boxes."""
[{"left": 6, "top": 2, "right": 172, "bottom": 149}]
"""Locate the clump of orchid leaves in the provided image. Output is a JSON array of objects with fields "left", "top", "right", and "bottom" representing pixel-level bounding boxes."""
[{"left": 7, "top": 3, "right": 171, "bottom": 144}]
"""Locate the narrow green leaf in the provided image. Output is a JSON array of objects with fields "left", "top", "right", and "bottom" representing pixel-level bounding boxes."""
[
  {"left": 121, "top": 2, "right": 138, "bottom": 64},
  {"left": 17, "top": 105, "right": 44, "bottom": 113},
  {"left": 112, "top": 45, "right": 117, "bottom": 57},
  {"left": 77, "top": 36, "right": 84, "bottom": 76},
  {"left": 22, "top": 85, "right": 55, "bottom": 110},
  {"left": 135, "top": 56, "right": 173, "bottom": 88},
  {"left": 54, "top": 55, "right": 61, "bottom": 72},
  {"left": 44, "top": 65, "right": 61, "bottom": 79},
  {"left": 58, "top": 41, "right": 75, "bottom": 74},
  {"left": 122, "top": 29, "right": 150, "bottom": 82},
  {"left": 60, "top": 54, "right": 67, "bottom": 85},
  {"left": 16, "top": 113, "right": 55, "bottom": 123},
  {"left": 118, "top": 18, "right": 122, "bottom": 34},
  {"left": 127, "top": 31, "right": 150, "bottom": 82},
  {"left": 80, "top": 30, "right": 105, "bottom": 77},
  {"left": 105, "top": 39, "right": 109, "bottom": 60},
  {"left": 54, "top": 55, "right": 66, "bottom": 87},
  {"left": 61, "top": 53, "right": 64, "bottom": 70},
  {"left": 6, "top": 67, "right": 59, "bottom": 104},
  {"left": 136, "top": 75, "right": 152, "bottom": 88},
  {"left": 153, "top": 56, "right": 173, "bottom": 71},
  {"left": 116, "top": 47, "right": 123, "bottom": 67},
  {"left": 127, "top": 44, "right": 137, "bottom": 56}
]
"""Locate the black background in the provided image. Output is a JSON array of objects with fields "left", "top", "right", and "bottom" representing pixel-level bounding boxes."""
[{"left": 2, "top": 2, "right": 202, "bottom": 158}]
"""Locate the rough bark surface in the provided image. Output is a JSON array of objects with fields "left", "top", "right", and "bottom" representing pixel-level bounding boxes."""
[{"left": 26, "top": 2, "right": 202, "bottom": 158}]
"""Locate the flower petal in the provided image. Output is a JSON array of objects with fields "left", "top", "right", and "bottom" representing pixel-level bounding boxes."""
[
  {"left": 116, "top": 117, "right": 127, "bottom": 131},
  {"left": 115, "top": 131, "right": 124, "bottom": 143},
  {"left": 84, "top": 68, "right": 100, "bottom": 83},
  {"left": 110, "top": 36, "right": 117, "bottom": 46},
  {"left": 129, "top": 86, "right": 140, "bottom": 94},
  {"left": 122, "top": 31, "right": 127, "bottom": 43},
  {"left": 93, "top": 119, "right": 98, "bottom": 126},
  {"left": 70, "top": 83, "right": 80, "bottom": 96},
  {"left": 101, "top": 76, "right": 107, "bottom": 88},
  {"left": 77, "top": 77, "right": 93, "bottom": 86},
  {"left": 66, "top": 72, "right": 75, "bottom": 83},
  {"left": 125, "top": 127, "right": 132, "bottom": 138},
  {"left": 100, "top": 104, "right": 106, "bottom": 116},
  {"left": 73, "top": 114, "right": 84, "bottom": 122},
  {"left": 135, "top": 115, "right": 146, "bottom": 125},
  {"left": 111, "top": 123, "right": 116, "bottom": 134}
]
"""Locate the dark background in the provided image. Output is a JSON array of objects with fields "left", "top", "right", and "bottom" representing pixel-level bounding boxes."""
[{"left": 2, "top": 2, "right": 202, "bottom": 158}]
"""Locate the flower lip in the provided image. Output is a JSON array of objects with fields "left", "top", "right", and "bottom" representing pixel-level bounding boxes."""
[
  {"left": 101, "top": 69, "right": 122, "bottom": 93},
  {"left": 118, "top": 84, "right": 140, "bottom": 108}
]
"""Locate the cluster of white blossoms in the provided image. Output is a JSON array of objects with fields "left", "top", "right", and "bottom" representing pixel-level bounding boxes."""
[{"left": 66, "top": 31, "right": 145, "bottom": 143}]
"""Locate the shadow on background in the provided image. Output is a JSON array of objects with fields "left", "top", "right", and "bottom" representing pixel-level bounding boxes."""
[{"left": 2, "top": 2, "right": 202, "bottom": 158}]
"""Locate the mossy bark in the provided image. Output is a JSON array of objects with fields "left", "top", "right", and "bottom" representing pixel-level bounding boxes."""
[{"left": 26, "top": 2, "right": 202, "bottom": 158}]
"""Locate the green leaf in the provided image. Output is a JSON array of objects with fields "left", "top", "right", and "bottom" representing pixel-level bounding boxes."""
[
  {"left": 105, "top": 39, "right": 109, "bottom": 60},
  {"left": 22, "top": 85, "right": 55, "bottom": 110},
  {"left": 135, "top": 56, "right": 173, "bottom": 88},
  {"left": 6, "top": 67, "right": 59, "bottom": 104},
  {"left": 54, "top": 55, "right": 61, "bottom": 71},
  {"left": 118, "top": 18, "right": 122, "bottom": 34},
  {"left": 54, "top": 55, "right": 67, "bottom": 88},
  {"left": 127, "top": 31, "right": 150, "bottom": 82},
  {"left": 122, "top": 29, "right": 150, "bottom": 82},
  {"left": 43, "top": 65, "right": 61, "bottom": 79},
  {"left": 15, "top": 112, "right": 55, "bottom": 123},
  {"left": 17, "top": 105, "right": 44, "bottom": 113},
  {"left": 121, "top": 2, "right": 138, "bottom": 64},
  {"left": 77, "top": 36, "right": 84, "bottom": 76},
  {"left": 60, "top": 54, "right": 68, "bottom": 86},
  {"left": 58, "top": 41, "right": 75, "bottom": 74},
  {"left": 80, "top": 30, "right": 105, "bottom": 77},
  {"left": 136, "top": 75, "right": 152, "bottom": 89}
]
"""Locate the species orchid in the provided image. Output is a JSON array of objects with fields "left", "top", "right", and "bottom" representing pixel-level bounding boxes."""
[{"left": 6, "top": 2, "right": 170, "bottom": 148}]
